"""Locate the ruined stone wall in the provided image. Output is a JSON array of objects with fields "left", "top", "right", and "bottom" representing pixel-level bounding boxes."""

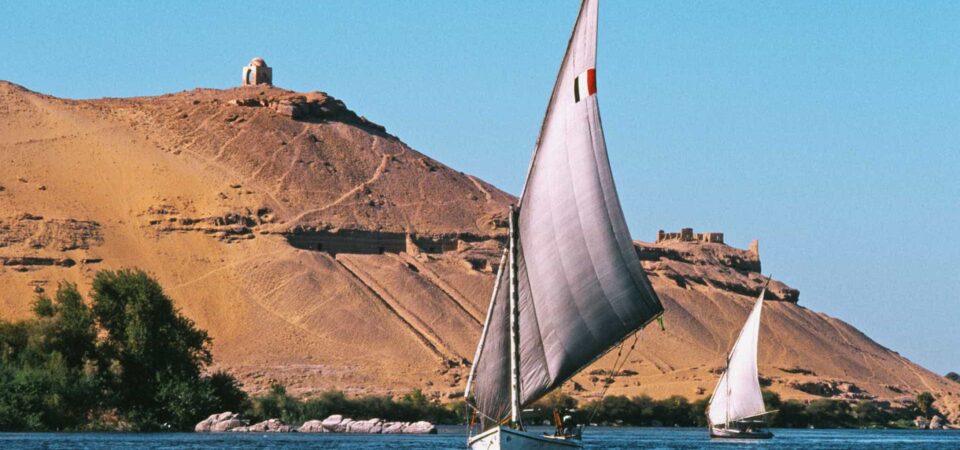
[
  {"left": 285, "top": 230, "right": 406, "bottom": 255},
  {"left": 408, "top": 234, "right": 459, "bottom": 253},
  {"left": 284, "top": 229, "right": 460, "bottom": 256},
  {"left": 656, "top": 227, "right": 724, "bottom": 244}
]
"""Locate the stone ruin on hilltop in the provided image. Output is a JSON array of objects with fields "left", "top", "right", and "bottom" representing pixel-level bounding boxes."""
[
  {"left": 657, "top": 227, "right": 724, "bottom": 244},
  {"left": 657, "top": 227, "right": 760, "bottom": 258},
  {"left": 242, "top": 57, "right": 272, "bottom": 86}
]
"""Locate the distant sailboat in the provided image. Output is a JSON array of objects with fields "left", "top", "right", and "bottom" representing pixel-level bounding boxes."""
[
  {"left": 707, "top": 284, "right": 774, "bottom": 439},
  {"left": 463, "top": 0, "right": 664, "bottom": 448}
]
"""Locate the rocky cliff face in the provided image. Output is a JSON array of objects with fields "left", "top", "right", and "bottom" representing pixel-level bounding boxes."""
[
  {"left": 622, "top": 239, "right": 959, "bottom": 423},
  {"left": 636, "top": 240, "right": 798, "bottom": 302},
  {"left": 0, "top": 80, "right": 956, "bottom": 422}
]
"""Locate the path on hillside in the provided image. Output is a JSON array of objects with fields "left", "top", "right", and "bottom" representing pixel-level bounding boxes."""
[
  {"left": 467, "top": 175, "right": 494, "bottom": 203},
  {"left": 393, "top": 253, "right": 483, "bottom": 324},
  {"left": 335, "top": 254, "right": 460, "bottom": 363}
]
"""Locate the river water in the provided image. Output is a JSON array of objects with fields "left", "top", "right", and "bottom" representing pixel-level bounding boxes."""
[{"left": 1, "top": 426, "right": 958, "bottom": 449}]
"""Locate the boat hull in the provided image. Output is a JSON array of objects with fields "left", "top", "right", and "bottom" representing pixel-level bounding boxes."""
[
  {"left": 710, "top": 427, "right": 773, "bottom": 439},
  {"left": 468, "top": 426, "right": 582, "bottom": 450}
]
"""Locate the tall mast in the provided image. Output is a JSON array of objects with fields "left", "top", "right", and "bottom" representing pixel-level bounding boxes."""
[
  {"left": 725, "top": 356, "right": 731, "bottom": 427},
  {"left": 508, "top": 205, "right": 523, "bottom": 428}
]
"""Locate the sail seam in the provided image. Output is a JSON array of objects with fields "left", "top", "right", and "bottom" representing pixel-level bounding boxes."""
[
  {"left": 517, "top": 0, "right": 591, "bottom": 206},
  {"left": 707, "top": 288, "right": 768, "bottom": 425},
  {"left": 516, "top": 236, "right": 551, "bottom": 406},
  {"left": 464, "top": 251, "right": 509, "bottom": 401}
]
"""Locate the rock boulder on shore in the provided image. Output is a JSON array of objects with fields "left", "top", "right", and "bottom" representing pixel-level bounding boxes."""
[
  {"left": 195, "top": 412, "right": 245, "bottom": 432},
  {"left": 346, "top": 418, "right": 383, "bottom": 433},
  {"left": 402, "top": 421, "right": 436, "bottom": 434},
  {"left": 194, "top": 412, "right": 436, "bottom": 434},
  {"left": 298, "top": 420, "right": 327, "bottom": 432},
  {"left": 321, "top": 414, "right": 346, "bottom": 431},
  {"left": 305, "top": 414, "right": 435, "bottom": 434},
  {"left": 929, "top": 415, "right": 945, "bottom": 430},
  {"left": 380, "top": 421, "right": 406, "bottom": 434},
  {"left": 231, "top": 418, "right": 296, "bottom": 433}
]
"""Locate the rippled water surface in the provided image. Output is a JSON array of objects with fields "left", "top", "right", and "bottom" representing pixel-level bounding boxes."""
[{"left": 2, "top": 426, "right": 958, "bottom": 449}]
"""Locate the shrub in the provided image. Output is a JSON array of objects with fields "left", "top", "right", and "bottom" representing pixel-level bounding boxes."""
[
  {"left": 0, "top": 271, "right": 246, "bottom": 431},
  {"left": 915, "top": 392, "right": 937, "bottom": 418}
]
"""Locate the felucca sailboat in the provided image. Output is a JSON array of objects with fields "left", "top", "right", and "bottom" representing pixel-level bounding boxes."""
[
  {"left": 706, "top": 285, "right": 774, "bottom": 439},
  {"left": 463, "top": 0, "right": 664, "bottom": 448}
]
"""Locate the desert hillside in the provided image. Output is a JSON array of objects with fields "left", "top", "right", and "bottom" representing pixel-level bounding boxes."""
[{"left": 0, "top": 80, "right": 956, "bottom": 422}]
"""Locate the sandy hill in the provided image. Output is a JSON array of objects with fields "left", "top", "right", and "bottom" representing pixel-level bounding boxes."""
[{"left": 0, "top": 80, "right": 956, "bottom": 422}]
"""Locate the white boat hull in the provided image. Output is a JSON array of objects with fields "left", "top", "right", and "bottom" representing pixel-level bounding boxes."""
[
  {"left": 468, "top": 427, "right": 582, "bottom": 450},
  {"left": 710, "top": 425, "right": 773, "bottom": 439}
]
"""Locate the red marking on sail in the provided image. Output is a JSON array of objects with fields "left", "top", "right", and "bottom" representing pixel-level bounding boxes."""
[
  {"left": 585, "top": 68, "right": 596, "bottom": 96},
  {"left": 574, "top": 68, "right": 597, "bottom": 103}
]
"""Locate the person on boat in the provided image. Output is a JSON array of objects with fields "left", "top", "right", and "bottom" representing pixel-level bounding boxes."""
[{"left": 560, "top": 415, "right": 581, "bottom": 439}]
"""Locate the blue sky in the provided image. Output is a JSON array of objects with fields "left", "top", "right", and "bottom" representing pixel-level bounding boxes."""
[{"left": 2, "top": 1, "right": 958, "bottom": 375}]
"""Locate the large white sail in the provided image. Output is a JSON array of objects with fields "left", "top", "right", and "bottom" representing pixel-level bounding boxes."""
[
  {"left": 708, "top": 289, "right": 768, "bottom": 426},
  {"left": 466, "top": 0, "right": 663, "bottom": 428}
]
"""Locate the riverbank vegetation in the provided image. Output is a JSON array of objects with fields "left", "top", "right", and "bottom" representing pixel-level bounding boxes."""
[
  {"left": 0, "top": 270, "right": 246, "bottom": 431},
  {"left": 244, "top": 384, "right": 461, "bottom": 425},
  {"left": 0, "top": 270, "right": 944, "bottom": 431},
  {"left": 528, "top": 390, "right": 934, "bottom": 429}
]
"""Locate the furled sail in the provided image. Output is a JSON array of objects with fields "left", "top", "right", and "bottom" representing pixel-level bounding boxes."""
[
  {"left": 708, "top": 289, "right": 768, "bottom": 426},
  {"left": 465, "top": 0, "right": 663, "bottom": 427}
]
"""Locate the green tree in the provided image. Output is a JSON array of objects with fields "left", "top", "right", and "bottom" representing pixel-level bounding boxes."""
[
  {"left": 852, "top": 400, "right": 888, "bottom": 428},
  {"left": 33, "top": 283, "right": 98, "bottom": 369},
  {"left": 581, "top": 394, "right": 704, "bottom": 427},
  {"left": 207, "top": 371, "right": 249, "bottom": 414},
  {"left": 528, "top": 390, "right": 580, "bottom": 427},
  {"left": 533, "top": 390, "right": 578, "bottom": 413},
  {"left": 915, "top": 392, "right": 936, "bottom": 418},
  {"left": 0, "top": 272, "right": 245, "bottom": 431},
  {"left": 771, "top": 400, "right": 809, "bottom": 428},
  {"left": 690, "top": 397, "right": 710, "bottom": 427},
  {"left": 762, "top": 390, "right": 782, "bottom": 411},
  {"left": 400, "top": 388, "right": 429, "bottom": 408},
  {"left": 946, "top": 372, "right": 960, "bottom": 384},
  {"left": 653, "top": 396, "right": 695, "bottom": 426},
  {"left": 89, "top": 269, "right": 241, "bottom": 430},
  {"left": 249, "top": 384, "right": 301, "bottom": 424},
  {"left": 0, "top": 284, "right": 102, "bottom": 431},
  {"left": 805, "top": 399, "right": 854, "bottom": 428},
  {"left": 300, "top": 390, "right": 350, "bottom": 423},
  {"left": 587, "top": 395, "right": 636, "bottom": 424}
]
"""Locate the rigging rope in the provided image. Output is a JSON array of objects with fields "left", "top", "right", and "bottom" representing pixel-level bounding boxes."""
[
  {"left": 586, "top": 312, "right": 664, "bottom": 422},
  {"left": 468, "top": 311, "right": 667, "bottom": 430},
  {"left": 466, "top": 402, "right": 505, "bottom": 427},
  {"left": 586, "top": 329, "right": 642, "bottom": 424}
]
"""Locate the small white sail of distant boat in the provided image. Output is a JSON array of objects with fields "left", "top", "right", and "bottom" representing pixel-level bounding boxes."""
[
  {"left": 463, "top": 0, "right": 664, "bottom": 448},
  {"left": 707, "top": 286, "right": 773, "bottom": 438}
]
